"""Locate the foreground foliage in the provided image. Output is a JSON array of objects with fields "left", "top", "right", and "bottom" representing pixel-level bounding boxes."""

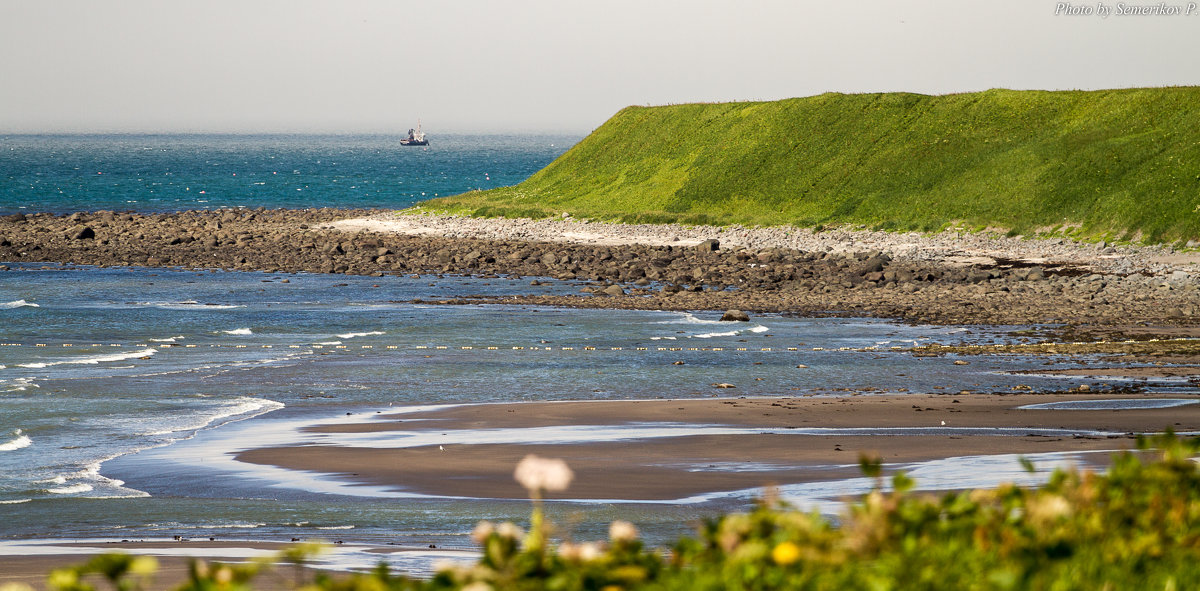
[
  {"left": 419, "top": 87, "right": 1200, "bottom": 243},
  {"left": 32, "top": 434, "right": 1200, "bottom": 591}
]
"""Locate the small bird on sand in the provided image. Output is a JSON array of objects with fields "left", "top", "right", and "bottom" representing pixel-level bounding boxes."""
[{"left": 439, "top": 445, "right": 445, "bottom": 451}]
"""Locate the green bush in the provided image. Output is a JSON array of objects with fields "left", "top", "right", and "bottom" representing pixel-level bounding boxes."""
[{"left": 33, "top": 435, "right": 1200, "bottom": 591}]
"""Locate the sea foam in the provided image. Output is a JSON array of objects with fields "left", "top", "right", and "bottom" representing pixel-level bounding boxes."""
[
  {"left": 0, "top": 430, "right": 32, "bottom": 451},
  {"left": 223, "top": 328, "right": 253, "bottom": 335},
  {"left": 141, "top": 397, "right": 285, "bottom": 436},
  {"left": 336, "top": 331, "right": 385, "bottom": 339},
  {"left": 17, "top": 348, "right": 157, "bottom": 369},
  {"left": 1, "top": 299, "right": 39, "bottom": 309},
  {"left": 46, "top": 483, "right": 94, "bottom": 494}
]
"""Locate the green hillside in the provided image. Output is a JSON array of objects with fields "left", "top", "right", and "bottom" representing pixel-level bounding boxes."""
[{"left": 419, "top": 87, "right": 1200, "bottom": 243}]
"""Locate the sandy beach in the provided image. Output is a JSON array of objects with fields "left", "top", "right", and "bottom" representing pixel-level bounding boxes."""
[{"left": 236, "top": 393, "right": 1199, "bottom": 502}]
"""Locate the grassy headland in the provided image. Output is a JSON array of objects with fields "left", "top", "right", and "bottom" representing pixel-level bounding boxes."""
[{"left": 419, "top": 87, "right": 1200, "bottom": 243}]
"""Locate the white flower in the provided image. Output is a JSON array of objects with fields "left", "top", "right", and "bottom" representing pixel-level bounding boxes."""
[
  {"left": 577, "top": 541, "right": 604, "bottom": 561},
  {"left": 513, "top": 454, "right": 574, "bottom": 492},
  {"left": 609, "top": 520, "right": 639, "bottom": 542},
  {"left": 496, "top": 521, "right": 525, "bottom": 540},
  {"left": 471, "top": 521, "right": 495, "bottom": 543},
  {"left": 557, "top": 542, "right": 582, "bottom": 560},
  {"left": 560, "top": 541, "right": 605, "bottom": 561}
]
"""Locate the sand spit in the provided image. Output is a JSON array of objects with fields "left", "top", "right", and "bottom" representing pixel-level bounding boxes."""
[
  {"left": 1, "top": 208, "right": 1198, "bottom": 327},
  {"left": 235, "top": 393, "right": 1199, "bottom": 501},
  {"left": 335, "top": 213, "right": 1200, "bottom": 276}
]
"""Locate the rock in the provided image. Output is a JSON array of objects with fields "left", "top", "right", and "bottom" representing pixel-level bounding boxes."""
[
  {"left": 696, "top": 239, "right": 720, "bottom": 252},
  {"left": 69, "top": 225, "right": 95, "bottom": 240},
  {"left": 720, "top": 309, "right": 750, "bottom": 322},
  {"left": 602, "top": 284, "right": 625, "bottom": 296}
]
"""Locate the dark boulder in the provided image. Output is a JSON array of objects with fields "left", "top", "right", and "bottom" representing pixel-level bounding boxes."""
[
  {"left": 69, "top": 225, "right": 96, "bottom": 240},
  {"left": 720, "top": 309, "right": 750, "bottom": 322}
]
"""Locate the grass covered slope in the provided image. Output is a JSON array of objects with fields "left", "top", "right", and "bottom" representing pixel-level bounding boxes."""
[{"left": 422, "top": 87, "right": 1200, "bottom": 243}]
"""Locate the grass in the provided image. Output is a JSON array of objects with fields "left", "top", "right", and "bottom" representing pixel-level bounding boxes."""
[{"left": 417, "top": 87, "right": 1200, "bottom": 244}]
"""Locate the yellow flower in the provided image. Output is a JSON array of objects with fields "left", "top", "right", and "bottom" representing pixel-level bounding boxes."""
[
  {"left": 128, "top": 556, "right": 159, "bottom": 576},
  {"left": 772, "top": 541, "right": 802, "bottom": 566}
]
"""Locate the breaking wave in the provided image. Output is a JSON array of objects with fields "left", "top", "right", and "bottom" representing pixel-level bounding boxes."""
[
  {"left": 0, "top": 430, "right": 32, "bottom": 451},
  {"left": 1, "top": 299, "right": 39, "bottom": 309},
  {"left": 336, "top": 331, "right": 385, "bottom": 339},
  {"left": 17, "top": 348, "right": 157, "bottom": 369},
  {"left": 45, "top": 483, "right": 94, "bottom": 494}
]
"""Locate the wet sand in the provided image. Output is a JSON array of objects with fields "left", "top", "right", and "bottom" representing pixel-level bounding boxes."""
[
  {"left": 1023, "top": 366, "right": 1200, "bottom": 378},
  {"left": 236, "top": 394, "right": 1200, "bottom": 501}
]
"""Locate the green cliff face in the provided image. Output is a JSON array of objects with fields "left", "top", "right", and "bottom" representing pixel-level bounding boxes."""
[{"left": 421, "top": 87, "right": 1200, "bottom": 243}]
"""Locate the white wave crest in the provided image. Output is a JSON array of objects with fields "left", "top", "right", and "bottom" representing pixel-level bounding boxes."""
[
  {"left": 46, "top": 483, "right": 94, "bottom": 494},
  {"left": 136, "top": 301, "right": 244, "bottom": 310},
  {"left": 692, "top": 330, "right": 741, "bottom": 339},
  {"left": 1, "top": 299, "right": 39, "bottom": 309},
  {"left": 316, "top": 525, "right": 356, "bottom": 530},
  {"left": 223, "top": 328, "right": 253, "bottom": 335},
  {"left": 0, "top": 499, "right": 31, "bottom": 504},
  {"left": 315, "top": 341, "right": 342, "bottom": 346},
  {"left": 336, "top": 331, "right": 385, "bottom": 339},
  {"left": 17, "top": 348, "right": 157, "bottom": 369},
  {"left": 692, "top": 324, "right": 769, "bottom": 339},
  {"left": 0, "top": 430, "right": 32, "bottom": 451},
  {"left": 657, "top": 312, "right": 724, "bottom": 326},
  {"left": 141, "top": 397, "right": 285, "bottom": 436},
  {"left": 149, "top": 335, "right": 187, "bottom": 342}
]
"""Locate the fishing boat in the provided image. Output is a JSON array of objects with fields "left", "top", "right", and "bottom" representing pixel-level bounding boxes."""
[{"left": 400, "top": 121, "right": 428, "bottom": 146}]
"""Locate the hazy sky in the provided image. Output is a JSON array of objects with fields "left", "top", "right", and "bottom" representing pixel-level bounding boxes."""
[{"left": 2, "top": 0, "right": 1197, "bottom": 134}]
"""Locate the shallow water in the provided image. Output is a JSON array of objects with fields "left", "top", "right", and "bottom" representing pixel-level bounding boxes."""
[{"left": 0, "top": 263, "right": 1177, "bottom": 567}]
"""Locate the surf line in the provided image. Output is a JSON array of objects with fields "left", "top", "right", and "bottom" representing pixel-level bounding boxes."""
[{"left": 0, "top": 342, "right": 886, "bottom": 353}]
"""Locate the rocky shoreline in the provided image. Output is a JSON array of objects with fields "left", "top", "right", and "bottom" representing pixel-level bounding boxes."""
[{"left": 1, "top": 208, "right": 1198, "bottom": 327}]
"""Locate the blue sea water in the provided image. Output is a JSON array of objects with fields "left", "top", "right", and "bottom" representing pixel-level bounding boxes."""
[
  {"left": 0, "top": 135, "right": 1167, "bottom": 574},
  {"left": 0, "top": 264, "right": 1153, "bottom": 554},
  {"left": 0, "top": 134, "right": 577, "bottom": 214}
]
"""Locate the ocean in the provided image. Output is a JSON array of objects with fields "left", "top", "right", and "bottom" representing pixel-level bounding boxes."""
[
  {"left": 0, "top": 135, "right": 1173, "bottom": 574},
  {"left": 0, "top": 134, "right": 577, "bottom": 214}
]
